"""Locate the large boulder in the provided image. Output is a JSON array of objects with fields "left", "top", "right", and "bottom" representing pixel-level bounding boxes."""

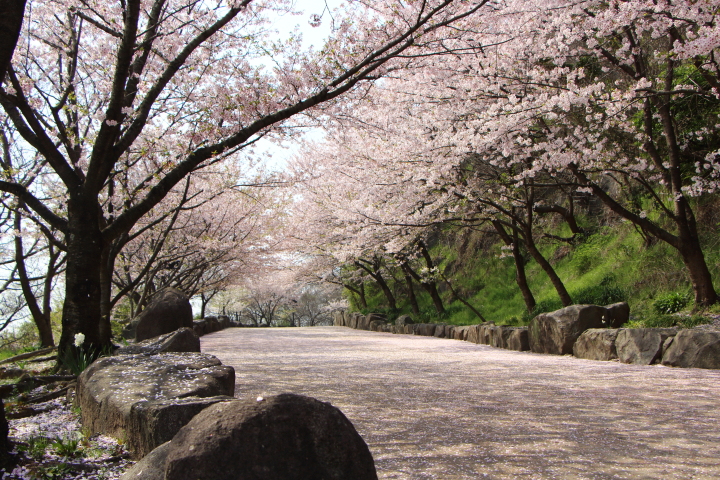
[
  {"left": 348, "top": 313, "right": 363, "bottom": 330},
  {"left": 452, "top": 325, "right": 472, "bottom": 341},
  {"left": 217, "top": 315, "right": 231, "bottom": 329},
  {"left": 479, "top": 322, "right": 496, "bottom": 345},
  {"left": 333, "top": 311, "right": 345, "bottom": 327},
  {"left": 662, "top": 329, "right": 720, "bottom": 369},
  {"left": 489, "top": 326, "right": 516, "bottom": 349},
  {"left": 121, "top": 441, "right": 172, "bottom": 480},
  {"left": 528, "top": 305, "right": 607, "bottom": 355},
  {"left": 433, "top": 324, "right": 448, "bottom": 338},
  {"left": 124, "top": 288, "right": 193, "bottom": 342},
  {"left": 395, "top": 315, "right": 414, "bottom": 327},
  {"left": 369, "top": 318, "right": 387, "bottom": 332},
  {"left": 192, "top": 320, "right": 207, "bottom": 337},
  {"left": 616, "top": 328, "right": 677, "bottom": 365},
  {"left": 77, "top": 353, "right": 235, "bottom": 448},
  {"left": 466, "top": 325, "right": 481, "bottom": 344},
  {"left": 159, "top": 394, "right": 378, "bottom": 480},
  {"left": 115, "top": 328, "right": 200, "bottom": 356},
  {"left": 359, "top": 313, "right": 386, "bottom": 331},
  {"left": 573, "top": 329, "right": 620, "bottom": 361},
  {"left": 604, "top": 302, "right": 630, "bottom": 328},
  {"left": 127, "top": 396, "right": 234, "bottom": 458},
  {"left": 204, "top": 316, "right": 220, "bottom": 333},
  {"left": 506, "top": 327, "right": 530, "bottom": 351},
  {"left": 414, "top": 323, "right": 436, "bottom": 336}
]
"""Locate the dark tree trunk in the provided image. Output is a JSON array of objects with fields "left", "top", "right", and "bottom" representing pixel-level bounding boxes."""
[
  {"left": 524, "top": 239, "right": 572, "bottom": 307},
  {"left": 521, "top": 197, "right": 572, "bottom": 307},
  {"left": 200, "top": 293, "right": 208, "bottom": 319},
  {"left": 417, "top": 241, "right": 445, "bottom": 314},
  {"left": 679, "top": 235, "right": 717, "bottom": 307},
  {"left": 373, "top": 272, "right": 397, "bottom": 311},
  {"left": 512, "top": 227, "right": 536, "bottom": 312},
  {"left": 570, "top": 166, "right": 718, "bottom": 307},
  {"left": 14, "top": 208, "right": 54, "bottom": 347},
  {"left": 355, "top": 260, "right": 397, "bottom": 311},
  {"left": 0, "top": 0, "right": 26, "bottom": 85},
  {"left": 343, "top": 282, "right": 367, "bottom": 310},
  {"left": 492, "top": 220, "right": 536, "bottom": 313},
  {"left": 533, "top": 198, "right": 582, "bottom": 235},
  {"left": 356, "top": 283, "right": 367, "bottom": 309},
  {"left": 400, "top": 264, "right": 420, "bottom": 316},
  {"left": 59, "top": 195, "right": 110, "bottom": 357}
]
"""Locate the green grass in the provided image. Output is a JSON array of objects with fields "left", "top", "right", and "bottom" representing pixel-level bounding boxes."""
[{"left": 350, "top": 212, "right": 720, "bottom": 327}]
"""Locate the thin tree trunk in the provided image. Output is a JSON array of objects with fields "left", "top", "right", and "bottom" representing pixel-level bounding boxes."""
[
  {"left": 14, "top": 208, "right": 54, "bottom": 347},
  {"left": 400, "top": 264, "right": 421, "bottom": 316},
  {"left": 417, "top": 241, "right": 445, "bottom": 314},
  {"left": 200, "top": 293, "right": 207, "bottom": 319},
  {"left": 521, "top": 194, "right": 572, "bottom": 307},
  {"left": 343, "top": 282, "right": 367, "bottom": 309},
  {"left": 440, "top": 272, "right": 486, "bottom": 321},
  {"left": 355, "top": 260, "right": 397, "bottom": 311},
  {"left": 493, "top": 220, "right": 536, "bottom": 313}
]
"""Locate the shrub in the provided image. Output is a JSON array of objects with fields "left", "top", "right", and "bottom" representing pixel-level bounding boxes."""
[
  {"left": 19, "top": 435, "right": 51, "bottom": 460},
  {"left": 52, "top": 436, "right": 83, "bottom": 458},
  {"left": 652, "top": 292, "right": 690, "bottom": 315}
]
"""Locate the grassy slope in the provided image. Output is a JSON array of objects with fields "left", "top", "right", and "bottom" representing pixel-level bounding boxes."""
[{"left": 353, "top": 211, "right": 720, "bottom": 327}]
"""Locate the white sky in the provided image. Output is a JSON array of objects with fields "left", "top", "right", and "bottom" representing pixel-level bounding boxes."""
[{"left": 253, "top": 0, "right": 345, "bottom": 172}]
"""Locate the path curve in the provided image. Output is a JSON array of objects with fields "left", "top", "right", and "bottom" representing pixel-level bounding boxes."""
[{"left": 201, "top": 327, "right": 720, "bottom": 479}]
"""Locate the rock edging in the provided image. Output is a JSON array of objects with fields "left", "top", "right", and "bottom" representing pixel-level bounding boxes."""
[{"left": 333, "top": 304, "right": 720, "bottom": 370}]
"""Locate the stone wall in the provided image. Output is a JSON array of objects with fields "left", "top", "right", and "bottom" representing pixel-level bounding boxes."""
[{"left": 333, "top": 306, "right": 720, "bottom": 370}]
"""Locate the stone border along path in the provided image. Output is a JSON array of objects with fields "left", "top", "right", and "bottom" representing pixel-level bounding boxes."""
[{"left": 201, "top": 326, "right": 720, "bottom": 480}]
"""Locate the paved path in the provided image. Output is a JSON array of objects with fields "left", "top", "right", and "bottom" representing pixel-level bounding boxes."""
[{"left": 201, "top": 327, "right": 720, "bottom": 479}]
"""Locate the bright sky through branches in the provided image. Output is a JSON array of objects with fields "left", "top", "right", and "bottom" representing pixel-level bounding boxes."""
[{"left": 255, "top": 0, "right": 344, "bottom": 171}]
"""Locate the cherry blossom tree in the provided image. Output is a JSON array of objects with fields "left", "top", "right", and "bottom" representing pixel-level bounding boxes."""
[
  {"left": 0, "top": 0, "right": 491, "bottom": 357},
  {"left": 289, "top": 0, "right": 720, "bottom": 309}
]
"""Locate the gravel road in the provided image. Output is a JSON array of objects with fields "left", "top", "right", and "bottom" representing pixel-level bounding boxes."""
[{"left": 201, "top": 326, "right": 720, "bottom": 480}]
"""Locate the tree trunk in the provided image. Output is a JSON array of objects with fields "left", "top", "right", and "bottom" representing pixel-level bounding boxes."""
[
  {"left": 355, "top": 260, "right": 397, "bottom": 311},
  {"left": 59, "top": 195, "right": 109, "bottom": 358},
  {"left": 512, "top": 227, "right": 536, "bottom": 313},
  {"left": 373, "top": 272, "right": 397, "bottom": 311},
  {"left": 525, "top": 240, "right": 572, "bottom": 307},
  {"left": 569, "top": 166, "right": 718, "bottom": 306},
  {"left": 199, "top": 293, "right": 208, "bottom": 319},
  {"left": 492, "top": 220, "right": 536, "bottom": 313},
  {"left": 400, "top": 265, "right": 420, "bottom": 316},
  {"left": 417, "top": 241, "right": 445, "bottom": 314},
  {"left": 680, "top": 237, "right": 718, "bottom": 306},
  {"left": 343, "top": 282, "right": 367, "bottom": 309},
  {"left": 0, "top": 0, "right": 26, "bottom": 85},
  {"left": 14, "top": 209, "right": 54, "bottom": 347},
  {"left": 521, "top": 189, "right": 571, "bottom": 307}
]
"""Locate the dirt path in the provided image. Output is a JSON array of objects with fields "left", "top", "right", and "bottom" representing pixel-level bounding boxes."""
[{"left": 201, "top": 326, "right": 720, "bottom": 480}]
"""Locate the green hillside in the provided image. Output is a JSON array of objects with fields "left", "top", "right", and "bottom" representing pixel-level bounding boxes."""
[{"left": 349, "top": 198, "right": 720, "bottom": 328}]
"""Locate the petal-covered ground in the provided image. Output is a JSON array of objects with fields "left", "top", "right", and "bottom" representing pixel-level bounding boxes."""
[
  {"left": 4, "top": 389, "right": 133, "bottom": 479},
  {"left": 203, "top": 326, "right": 720, "bottom": 480}
]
